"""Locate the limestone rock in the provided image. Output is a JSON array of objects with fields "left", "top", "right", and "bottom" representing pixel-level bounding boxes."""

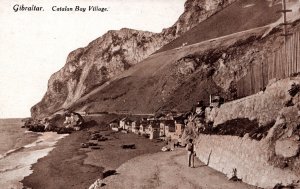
[
  {"left": 89, "top": 179, "right": 105, "bottom": 189},
  {"left": 31, "top": 29, "right": 173, "bottom": 118},
  {"left": 275, "top": 138, "right": 300, "bottom": 158},
  {"left": 169, "top": 0, "right": 236, "bottom": 37},
  {"left": 31, "top": 0, "right": 236, "bottom": 119},
  {"left": 212, "top": 78, "right": 300, "bottom": 126},
  {"left": 178, "top": 59, "right": 196, "bottom": 75}
]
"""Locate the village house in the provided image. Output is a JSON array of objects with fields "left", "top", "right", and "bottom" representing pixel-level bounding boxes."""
[
  {"left": 147, "top": 120, "right": 160, "bottom": 139},
  {"left": 131, "top": 120, "right": 140, "bottom": 134},
  {"left": 109, "top": 119, "right": 119, "bottom": 128},
  {"left": 119, "top": 117, "right": 133, "bottom": 131},
  {"left": 159, "top": 120, "right": 174, "bottom": 137},
  {"left": 125, "top": 120, "right": 133, "bottom": 131},
  {"left": 119, "top": 118, "right": 125, "bottom": 129},
  {"left": 139, "top": 121, "right": 149, "bottom": 134},
  {"left": 165, "top": 121, "right": 176, "bottom": 138},
  {"left": 174, "top": 116, "right": 186, "bottom": 137}
]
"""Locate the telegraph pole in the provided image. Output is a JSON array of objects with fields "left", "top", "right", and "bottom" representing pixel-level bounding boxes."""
[
  {"left": 277, "top": 0, "right": 293, "bottom": 77},
  {"left": 278, "top": 0, "right": 292, "bottom": 41}
]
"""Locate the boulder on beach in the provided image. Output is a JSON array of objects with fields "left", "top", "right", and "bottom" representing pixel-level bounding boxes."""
[
  {"left": 28, "top": 124, "right": 45, "bottom": 132},
  {"left": 121, "top": 144, "right": 136, "bottom": 149},
  {"left": 81, "top": 143, "right": 89, "bottom": 148},
  {"left": 64, "top": 112, "right": 85, "bottom": 130}
]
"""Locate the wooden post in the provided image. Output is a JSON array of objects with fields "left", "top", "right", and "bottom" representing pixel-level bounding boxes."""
[
  {"left": 279, "top": 0, "right": 292, "bottom": 40},
  {"left": 296, "top": 32, "right": 300, "bottom": 72},
  {"left": 262, "top": 55, "right": 265, "bottom": 89}
]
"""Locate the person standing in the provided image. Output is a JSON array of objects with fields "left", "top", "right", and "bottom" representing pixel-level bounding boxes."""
[{"left": 186, "top": 138, "right": 195, "bottom": 168}]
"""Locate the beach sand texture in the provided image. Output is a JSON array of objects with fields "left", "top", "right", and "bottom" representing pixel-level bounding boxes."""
[
  {"left": 98, "top": 149, "right": 257, "bottom": 189},
  {"left": 22, "top": 128, "right": 164, "bottom": 189}
]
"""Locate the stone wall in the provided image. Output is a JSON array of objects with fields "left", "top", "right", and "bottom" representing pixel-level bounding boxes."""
[
  {"left": 194, "top": 134, "right": 299, "bottom": 188},
  {"left": 197, "top": 77, "right": 300, "bottom": 188},
  {"left": 207, "top": 78, "right": 300, "bottom": 126}
]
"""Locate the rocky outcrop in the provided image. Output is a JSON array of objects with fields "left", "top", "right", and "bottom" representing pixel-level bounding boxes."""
[
  {"left": 31, "top": 0, "right": 238, "bottom": 118},
  {"left": 167, "top": 0, "right": 236, "bottom": 37},
  {"left": 207, "top": 79, "right": 295, "bottom": 126},
  {"left": 275, "top": 138, "right": 300, "bottom": 158},
  {"left": 31, "top": 29, "right": 174, "bottom": 118}
]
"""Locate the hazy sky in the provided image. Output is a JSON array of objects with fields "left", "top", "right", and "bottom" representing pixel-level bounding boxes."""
[{"left": 0, "top": 0, "right": 185, "bottom": 118}]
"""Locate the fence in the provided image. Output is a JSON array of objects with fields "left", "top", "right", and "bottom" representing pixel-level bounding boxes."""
[{"left": 237, "top": 31, "right": 300, "bottom": 98}]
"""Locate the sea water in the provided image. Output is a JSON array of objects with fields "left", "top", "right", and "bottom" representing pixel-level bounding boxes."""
[{"left": 0, "top": 119, "right": 68, "bottom": 189}]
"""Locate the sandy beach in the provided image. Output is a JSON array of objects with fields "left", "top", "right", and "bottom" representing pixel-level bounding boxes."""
[
  {"left": 21, "top": 125, "right": 259, "bottom": 189},
  {"left": 95, "top": 149, "right": 258, "bottom": 189},
  {"left": 21, "top": 125, "right": 165, "bottom": 189},
  {"left": 0, "top": 119, "right": 70, "bottom": 189}
]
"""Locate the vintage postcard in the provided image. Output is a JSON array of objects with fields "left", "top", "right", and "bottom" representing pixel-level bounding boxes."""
[{"left": 1, "top": 0, "right": 300, "bottom": 189}]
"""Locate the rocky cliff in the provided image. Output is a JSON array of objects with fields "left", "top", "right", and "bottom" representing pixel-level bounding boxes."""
[
  {"left": 31, "top": 0, "right": 237, "bottom": 118},
  {"left": 169, "top": 0, "right": 236, "bottom": 37},
  {"left": 31, "top": 29, "right": 173, "bottom": 118}
]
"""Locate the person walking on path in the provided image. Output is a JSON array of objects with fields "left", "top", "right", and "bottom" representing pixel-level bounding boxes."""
[{"left": 186, "top": 138, "right": 195, "bottom": 168}]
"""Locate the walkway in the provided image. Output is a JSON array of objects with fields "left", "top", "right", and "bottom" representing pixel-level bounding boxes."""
[{"left": 100, "top": 149, "right": 257, "bottom": 189}]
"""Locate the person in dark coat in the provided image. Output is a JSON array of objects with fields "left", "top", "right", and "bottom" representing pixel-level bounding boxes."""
[{"left": 186, "top": 138, "right": 195, "bottom": 168}]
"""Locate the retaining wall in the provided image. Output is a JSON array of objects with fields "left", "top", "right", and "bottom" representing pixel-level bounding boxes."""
[
  {"left": 199, "top": 77, "right": 300, "bottom": 188},
  {"left": 207, "top": 78, "right": 300, "bottom": 126},
  {"left": 195, "top": 135, "right": 299, "bottom": 188}
]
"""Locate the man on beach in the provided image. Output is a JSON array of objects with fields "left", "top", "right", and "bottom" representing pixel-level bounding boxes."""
[{"left": 186, "top": 138, "right": 195, "bottom": 168}]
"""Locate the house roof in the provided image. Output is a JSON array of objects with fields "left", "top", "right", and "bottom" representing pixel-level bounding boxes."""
[
  {"left": 160, "top": 120, "right": 174, "bottom": 125},
  {"left": 139, "top": 121, "right": 149, "bottom": 127},
  {"left": 175, "top": 119, "right": 185, "bottom": 124},
  {"left": 164, "top": 121, "right": 175, "bottom": 128},
  {"left": 154, "top": 113, "right": 166, "bottom": 119},
  {"left": 120, "top": 117, "right": 133, "bottom": 122},
  {"left": 110, "top": 119, "right": 119, "bottom": 124},
  {"left": 149, "top": 121, "right": 160, "bottom": 128}
]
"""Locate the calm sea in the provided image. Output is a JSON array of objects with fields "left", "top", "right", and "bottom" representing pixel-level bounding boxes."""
[{"left": 0, "top": 118, "right": 68, "bottom": 189}]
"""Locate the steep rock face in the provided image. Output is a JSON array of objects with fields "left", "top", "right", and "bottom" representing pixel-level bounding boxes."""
[
  {"left": 31, "top": 29, "right": 174, "bottom": 118},
  {"left": 32, "top": 0, "right": 236, "bottom": 118},
  {"left": 70, "top": 19, "right": 300, "bottom": 115},
  {"left": 167, "top": 0, "right": 236, "bottom": 37},
  {"left": 157, "top": 0, "right": 282, "bottom": 53}
]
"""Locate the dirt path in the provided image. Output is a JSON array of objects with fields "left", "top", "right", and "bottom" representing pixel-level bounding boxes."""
[{"left": 100, "top": 149, "right": 258, "bottom": 189}]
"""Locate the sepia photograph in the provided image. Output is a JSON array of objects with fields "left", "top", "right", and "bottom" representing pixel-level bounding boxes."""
[{"left": 0, "top": 0, "right": 300, "bottom": 188}]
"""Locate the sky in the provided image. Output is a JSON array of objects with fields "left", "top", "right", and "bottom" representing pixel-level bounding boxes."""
[{"left": 0, "top": 0, "right": 185, "bottom": 118}]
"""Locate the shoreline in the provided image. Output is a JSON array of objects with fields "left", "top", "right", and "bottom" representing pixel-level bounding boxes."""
[
  {"left": 0, "top": 131, "right": 68, "bottom": 189},
  {"left": 21, "top": 127, "right": 165, "bottom": 189},
  {"left": 0, "top": 131, "right": 41, "bottom": 159},
  {"left": 0, "top": 119, "right": 39, "bottom": 156}
]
